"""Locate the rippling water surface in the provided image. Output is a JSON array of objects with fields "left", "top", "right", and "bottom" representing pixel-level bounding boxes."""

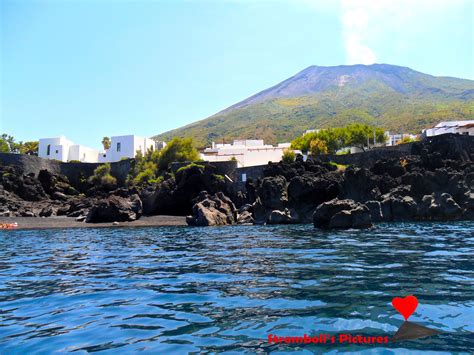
[{"left": 0, "top": 223, "right": 473, "bottom": 354}]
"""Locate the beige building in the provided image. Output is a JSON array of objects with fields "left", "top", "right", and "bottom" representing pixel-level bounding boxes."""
[{"left": 201, "top": 140, "right": 292, "bottom": 167}]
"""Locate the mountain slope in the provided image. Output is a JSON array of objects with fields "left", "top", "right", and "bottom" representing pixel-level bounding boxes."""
[{"left": 154, "top": 64, "right": 474, "bottom": 146}]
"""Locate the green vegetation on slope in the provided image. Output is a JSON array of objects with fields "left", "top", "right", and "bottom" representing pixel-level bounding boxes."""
[
  {"left": 153, "top": 64, "right": 473, "bottom": 146},
  {"left": 154, "top": 94, "right": 473, "bottom": 147}
]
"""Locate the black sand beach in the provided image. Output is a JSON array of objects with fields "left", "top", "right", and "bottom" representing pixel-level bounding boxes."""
[{"left": 0, "top": 215, "right": 187, "bottom": 230}]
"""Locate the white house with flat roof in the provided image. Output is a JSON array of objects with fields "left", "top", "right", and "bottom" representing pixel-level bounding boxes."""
[
  {"left": 201, "top": 139, "right": 292, "bottom": 167},
  {"left": 39, "top": 135, "right": 158, "bottom": 163},
  {"left": 104, "top": 135, "right": 156, "bottom": 162},
  {"left": 423, "top": 120, "right": 474, "bottom": 138},
  {"left": 38, "top": 136, "right": 75, "bottom": 162}
]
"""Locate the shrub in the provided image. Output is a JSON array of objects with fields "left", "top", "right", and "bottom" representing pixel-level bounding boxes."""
[
  {"left": 336, "top": 148, "right": 351, "bottom": 155},
  {"left": 100, "top": 174, "right": 117, "bottom": 190},
  {"left": 282, "top": 149, "right": 296, "bottom": 163},
  {"left": 133, "top": 168, "right": 156, "bottom": 186},
  {"left": 89, "top": 163, "right": 117, "bottom": 190},
  {"left": 126, "top": 138, "right": 199, "bottom": 187},
  {"left": 329, "top": 162, "right": 348, "bottom": 171},
  {"left": 176, "top": 162, "right": 205, "bottom": 174},
  {"left": 213, "top": 174, "right": 225, "bottom": 182},
  {"left": 68, "top": 160, "right": 81, "bottom": 163},
  {"left": 399, "top": 136, "right": 417, "bottom": 144}
]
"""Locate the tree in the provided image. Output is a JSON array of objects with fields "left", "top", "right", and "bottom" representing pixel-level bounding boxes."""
[
  {"left": 309, "top": 138, "right": 328, "bottom": 155},
  {"left": 291, "top": 124, "right": 386, "bottom": 154},
  {"left": 157, "top": 137, "right": 200, "bottom": 172},
  {"left": 20, "top": 141, "right": 39, "bottom": 155},
  {"left": 344, "top": 123, "right": 386, "bottom": 151},
  {"left": 316, "top": 128, "right": 345, "bottom": 154},
  {"left": 1, "top": 134, "right": 20, "bottom": 152},
  {"left": 102, "top": 137, "right": 111, "bottom": 150},
  {"left": 0, "top": 138, "right": 9, "bottom": 153},
  {"left": 125, "top": 138, "right": 200, "bottom": 186}
]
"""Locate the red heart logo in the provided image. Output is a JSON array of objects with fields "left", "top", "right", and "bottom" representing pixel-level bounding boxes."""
[{"left": 392, "top": 295, "right": 418, "bottom": 321}]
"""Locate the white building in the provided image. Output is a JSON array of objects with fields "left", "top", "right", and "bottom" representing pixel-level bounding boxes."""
[
  {"left": 201, "top": 139, "right": 292, "bottom": 167},
  {"left": 422, "top": 120, "right": 474, "bottom": 138},
  {"left": 39, "top": 135, "right": 158, "bottom": 163},
  {"left": 38, "top": 136, "right": 75, "bottom": 162},
  {"left": 101, "top": 135, "right": 156, "bottom": 162}
]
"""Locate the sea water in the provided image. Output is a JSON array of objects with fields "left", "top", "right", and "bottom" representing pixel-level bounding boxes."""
[{"left": 0, "top": 222, "right": 473, "bottom": 353}]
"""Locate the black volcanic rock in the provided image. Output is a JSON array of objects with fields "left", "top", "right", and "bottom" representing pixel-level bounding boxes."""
[
  {"left": 313, "top": 198, "right": 372, "bottom": 229},
  {"left": 86, "top": 194, "right": 142, "bottom": 223},
  {"left": 186, "top": 191, "right": 237, "bottom": 226}
]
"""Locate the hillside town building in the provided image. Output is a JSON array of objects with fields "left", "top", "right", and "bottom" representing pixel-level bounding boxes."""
[
  {"left": 201, "top": 140, "right": 291, "bottom": 167},
  {"left": 422, "top": 120, "right": 474, "bottom": 138},
  {"left": 38, "top": 135, "right": 158, "bottom": 163}
]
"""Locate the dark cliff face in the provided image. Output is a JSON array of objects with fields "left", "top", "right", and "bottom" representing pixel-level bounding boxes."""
[{"left": 247, "top": 134, "right": 474, "bottom": 225}]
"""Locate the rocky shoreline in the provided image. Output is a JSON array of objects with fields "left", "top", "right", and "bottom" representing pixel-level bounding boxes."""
[{"left": 1, "top": 134, "right": 473, "bottom": 230}]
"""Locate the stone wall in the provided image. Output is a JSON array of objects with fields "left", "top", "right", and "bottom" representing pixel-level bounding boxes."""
[
  {"left": 0, "top": 153, "right": 61, "bottom": 175},
  {"left": 0, "top": 153, "right": 132, "bottom": 187},
  {"left": 235, "top": 165, "right": 267, "bottom": 183}
]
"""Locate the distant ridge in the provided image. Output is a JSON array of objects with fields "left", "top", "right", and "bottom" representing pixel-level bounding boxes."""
[{"left": 154, "top": 63, "right": 474, "bottom": 146}]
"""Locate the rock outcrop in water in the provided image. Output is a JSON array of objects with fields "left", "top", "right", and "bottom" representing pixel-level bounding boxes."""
[
  {"left": 252, "top": 159, "right": 342, "bottom": 224},
  {"left": 186, "top": 191, "right": 237, "bottom": 226},
  {"left": 313, "top": 199, "right": 373, "bottom": 229}
]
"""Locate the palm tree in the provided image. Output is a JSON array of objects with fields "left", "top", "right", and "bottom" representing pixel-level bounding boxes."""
[
  {"left": 21, "top": 141, "right": 39, "bottom": 155},
  {"left": 102, "top": 137, "right": 111, "bottom": 150}
]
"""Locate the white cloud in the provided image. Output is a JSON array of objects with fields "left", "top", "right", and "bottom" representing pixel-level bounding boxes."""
[
  {"left": 294, "top": 0, "right": 470, "bottom": 65},
  {"left": 338, "top": 0, "right": 470, "bottom": 65},
  {"left": 341, "top": 2, "right": 375, "bottom": 64}
]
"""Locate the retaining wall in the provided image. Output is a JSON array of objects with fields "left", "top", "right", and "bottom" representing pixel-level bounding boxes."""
[{"left": 0, "top": 153, "right": 132, "bottom": 186}]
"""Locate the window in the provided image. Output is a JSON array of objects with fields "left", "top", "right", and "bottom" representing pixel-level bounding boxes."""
[
  {"left": 117, "top": 142, "right": 121, "bottom": 152},
  {"left": 47, "top": 144, "right": 51, "bottom": 155},
  {"left": 463, "top": 132, "right": 469, "bottom": 135},
  {"left": 55, "top": 150, "right": 59, "bottom": 154},
  {"left": 103, "top": 154, "right": 106, "bottom": 158},
  {"left": 242, "top": 173, "right": 247, "bottom": 182}
]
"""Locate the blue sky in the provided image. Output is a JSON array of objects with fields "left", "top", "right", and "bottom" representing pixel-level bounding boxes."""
[{"left": 1, "top": 0, "right": 473, "bottom": 149}]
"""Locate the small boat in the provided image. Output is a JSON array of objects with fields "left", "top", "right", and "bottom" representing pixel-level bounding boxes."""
[{"left": 0, "top": 223, "right": 18, "bottom": 229}]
